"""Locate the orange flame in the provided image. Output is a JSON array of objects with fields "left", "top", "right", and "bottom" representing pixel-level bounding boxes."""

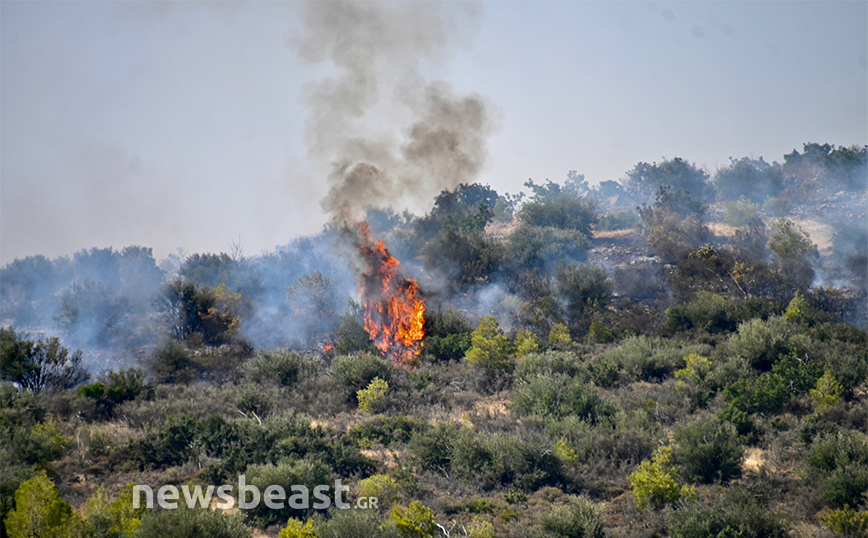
[{"left": 358, "top": 223, "right": 426, "bottom": 367}]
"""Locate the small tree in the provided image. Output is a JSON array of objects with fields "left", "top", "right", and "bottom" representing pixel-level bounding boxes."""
[
  {"left": 357, "top": 377, "right": 390, "bottom": 414},
  {"left": 513, "top": 329, "right": 540, "bottom": 357},
  {"left": 548, "top": 323, "right": 573, "bottom": 348},
  {"left": 466, "top": 316, "right": 512, "bottom": 370},
  {"left": 5, "top": 472, "right": 82, "bottom": 538},
  {"left": 811, "top": 370, "right": 843, "bottom": 411},
  {"left": 630, "top": 447, "right": 695, "bottom": 510}
]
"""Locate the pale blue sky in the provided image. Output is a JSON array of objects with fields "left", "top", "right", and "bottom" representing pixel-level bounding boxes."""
[{"left": 2, "top": 1, "right": 866, "bottom": 264}]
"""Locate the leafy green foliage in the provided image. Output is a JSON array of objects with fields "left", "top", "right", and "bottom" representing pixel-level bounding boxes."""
[
  {"left": 715, "top": 157, "right": 783, "bottom": 202},
  {"left": 466, "top": 316, "right": 512, "bottom": 370},
  {"left": 674, "top": 419, "right": 744, "bottom": 484},
  {"left": 389, "top": 501, "right": 436, "bottom": 538},
  {"left": 540, "top": 495, "right": 606, "bottom": 538},
  {"left": 805, "top": 432, "right": 868, "bottom": 508},
  {"left": 331, "top": 354, "right": 392, "bottom": 401},
  {"left": 357, "top": 377, "right": 389, "bottom": 414},
  {"left": 132, "top": 505, "right": 249, "bottom": 538},
  {"left": 278, "top": 518, "right": 317, "bottom": 538},
  {"left": 512, "top": 372, "right": 613, "bottom": 423},
  {"left": 77, "top": 368, "right": 151, "bottom": 419},
  {"left": 518, "top": 178, "right": 597, "bottom": 235},
  {"left": 624, "top": 158, "right": 710, "bottom": 204},
  {"left": 819, "top": 506, "right": 868, "bottom": 537},
  {"left": 5, "top": 472, "right": 81, "bottom": 538},
  {"left": 242, "top": 350, "right": 319, "bottom": 387},
  {"left": 667, "top": 488, "right": 789, "bottom": 538},
  {"left": 629, "top": 447, "right": 694, "bottom": 510},
  {"left": 811, "top": 370, "right": 843, "bottom": 410}
]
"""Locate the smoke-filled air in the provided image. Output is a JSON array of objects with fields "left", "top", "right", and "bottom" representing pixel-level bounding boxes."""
[{"left": 1, "top": 1, "right": 867, "bottom": 537}]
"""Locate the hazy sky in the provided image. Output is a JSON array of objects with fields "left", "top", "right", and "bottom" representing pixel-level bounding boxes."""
[{"left": 2, "top": 1, "right": 866, "bottom": 265}]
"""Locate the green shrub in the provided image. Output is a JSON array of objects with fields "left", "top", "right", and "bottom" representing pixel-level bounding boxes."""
[
  {"left": 331, "top": 354, "right": 392, "bottom": 400},
  {"left": 81, "top": 483, "right": 146, "bottom": 538},
  {"left": 727, "top": 316, "right": 810, "bottom": 371},
  {"left": 629, "top": 447, "right": 694, "bottom": 510},
  {"left": 348, "top": 416, "right": 428, "bottom": 449},
  {"left": 77, "top": 367, "right": 152, "bottom": 418},
  {"left": 811, "top": 370, "right": 843, "bottom": 410},
  {"left": 724, "top": 198, "right": 762, "bottom": 227},
  {"left": 132, "top": 505, "right": 249, "bottom": 538},
  {"left": 819, "top": 506, "right": 868, "bottom": 537},
  {"left": 548, "top": 323, "right": 573, "bottom": 347},
  {"left": 665, "top": 291, "right": 742, "bottom": 333},
  {"left": 409, "top": 423, "right": 460, "bottom": 473},
  {"left": 514, "top": 351, "right": 587, "bottom": 383},
  {"left": 242, "top": 458, "right": 333, "bottom": 526},
  {"left": 513, "top": 329, "right": 540, "bottom": 357},
  {"left": 805, "top": 432, "right": 868, "bottom": 508},
  {"left": 242, "top": 350, "right": 319, "bottom": 386},
  {"left": 674, "top": 419, "right": 743, "bottom": 484},
  {"left": 540, "top": 495, "right": 606, "bottom": 538},
  {"left": 317, "top": 508, "right": 400, "bottom": 538},
  {"left": 5, "top": 471, "right": 81, "bottom": 538},
  {"left": 466, "top": 316, "right": 512, "bottom": 370},
  {"left": 603, "top": 336, "right": 694, "bottom": 381},
  {"left": 152, "top": 340, "right": 197, "bottom": 384},
  {"left": 423, "top": 308, "right": 473, "bottom": 361},
  {"left": 278, "top": 518, "right": 317, "bottom": 538},
  {"left": 357, "top": 378, "right": 389, "bottom": 414},
  {"left": 358, "top": 474, "right": 399, "bottom": 508},
  {"left": 667, "top": 487, "right": 789, "bottom": 538},
  {"left": 511, "top": 373, "right": 613, "bottom": 423},
  {"left": 389, "top": 501, "right": 436, "bottom": 538}
]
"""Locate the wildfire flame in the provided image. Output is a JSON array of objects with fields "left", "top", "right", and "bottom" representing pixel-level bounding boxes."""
[{"left": 358, "top": 223, "right": 426, "bottom": 367}]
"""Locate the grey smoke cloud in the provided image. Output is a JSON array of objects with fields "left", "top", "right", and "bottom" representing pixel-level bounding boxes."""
[{"left": 294, "top": 1, "right": 496, "bottom": 223}]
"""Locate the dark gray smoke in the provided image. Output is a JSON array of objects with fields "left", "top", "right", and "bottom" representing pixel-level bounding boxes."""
[{"left": 293, "top": 1, "right": 496, "bottom": 223}]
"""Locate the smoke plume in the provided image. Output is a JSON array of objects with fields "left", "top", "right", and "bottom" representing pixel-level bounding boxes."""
[{"left": 293, "top": 1, "right": 496, "bottom": 222}]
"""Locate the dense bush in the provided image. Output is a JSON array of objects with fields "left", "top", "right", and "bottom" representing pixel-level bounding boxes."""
[
  {"left": 667, "top": 487, "right": 789, "bottom": 538},
  {"left": 242, "top": 458, "right": 334, "bottom": 526},
  {"left": 242, "top": 349, "right": 319, "bottom": 386},
  {"left": 727, "top": 316, "right": 810, "bottom": 371},
  {"left": 511, "top": 372, "right": 614, "bottom": 423},
  {"left": 805, "top": 431, "right": 868, "bottom": 508},
  {"left": 629, "top": 446, "right": 694, "bottom": 510},
  {"left": 674, "top": 419, "right": 744, "bottom": 484},
  {"left": 331, "top": 354, "right": 392, "bottom": 400},
  {"left": 132, "top": 505, "right": 250, "bottom": 538},
  {"left": 0, "top": 328, "right": 89, "bottom": 393},
  {"left": 539, "top": 495, "right": 606, "bottom": 538}
]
